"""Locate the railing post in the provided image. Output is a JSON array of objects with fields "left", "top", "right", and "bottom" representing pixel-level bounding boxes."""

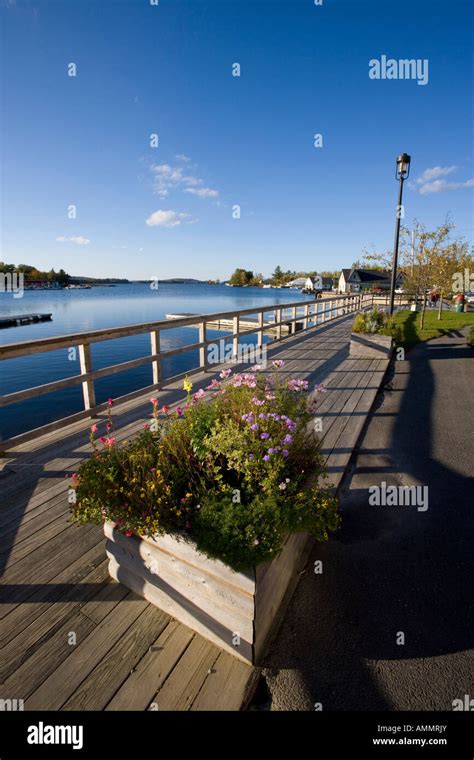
[
  {"left": 304, "top": 303, "right": 309, "bottom": 330},
  {"left": 276, "top": 307, "right": 282, "bottom": 340},
  {"left": 233, "top": 315, "right": 239, "bottom": 359},
  {"left": 199, "top": 321, "right": 207, "bottom": 370},
  {"left": 150, "top": 329, "right": 161, "bottom": 387},
  {"left": 291, "top": 306, "right": 297, "bottom": 334},
  {"left": 78, "top": 342, "right": 96, "bottom": 413},
  {"left": 257, "top": 310, "right": 264, "bottom": 347}
]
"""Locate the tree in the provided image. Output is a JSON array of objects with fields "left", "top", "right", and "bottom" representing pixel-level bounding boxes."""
[
  {"left": 228, "top": 268, "right": 253, "bottom": 286},
  {"left": 403, "top": 220, "right": 454, "bottom": 328},
  {"left": 272, "top": 266, "right": 283, "bottom": 282}
]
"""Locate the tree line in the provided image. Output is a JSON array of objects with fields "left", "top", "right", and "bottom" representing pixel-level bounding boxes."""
[{"left": 0, "top": 262, "right": 70, "bottom": 286}]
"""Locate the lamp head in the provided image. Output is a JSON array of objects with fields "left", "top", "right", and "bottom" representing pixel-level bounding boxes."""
[{"left": 396, "top": 153, "right": 411, "bottom": 180}]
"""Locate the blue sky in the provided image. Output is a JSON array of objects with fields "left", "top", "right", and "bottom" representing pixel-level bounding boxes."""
[{"left": 1, "top": 0, "right": 473, "bottom": 280}]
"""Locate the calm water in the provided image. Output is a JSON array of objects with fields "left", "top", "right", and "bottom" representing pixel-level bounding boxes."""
[{"left": 0, "top": 283, "right": 315, "bottom": 438}]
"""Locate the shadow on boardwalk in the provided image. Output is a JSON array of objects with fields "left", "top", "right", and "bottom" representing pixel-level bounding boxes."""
[{"left": 263, "top": 332, "right": 474, "bottom": 710}]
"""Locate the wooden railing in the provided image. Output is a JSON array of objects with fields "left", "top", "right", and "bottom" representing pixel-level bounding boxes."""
[{"left": 0, "top": 293, "right": 372, "bottom": 449}]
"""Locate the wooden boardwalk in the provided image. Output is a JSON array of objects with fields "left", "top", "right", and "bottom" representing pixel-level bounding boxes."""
[{"left": 0, "top": 312, "right": 389, "bottom": 710}]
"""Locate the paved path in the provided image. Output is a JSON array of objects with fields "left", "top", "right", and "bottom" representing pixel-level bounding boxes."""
[{"left": 262, "top": 328, "right": 474, "bottom": 710}]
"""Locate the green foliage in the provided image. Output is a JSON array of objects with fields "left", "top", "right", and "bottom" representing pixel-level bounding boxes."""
[
  {"left": 0, "top": 262, "right": 70, "bottom": 284},
  {"left": 70, "top": 368, "right": 339, "bottom": 570},
  {"left": 352, "top": 308, "right": 400, "bottom": 341}
]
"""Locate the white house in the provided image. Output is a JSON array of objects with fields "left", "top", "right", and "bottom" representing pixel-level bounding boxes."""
[{"left": 338, "top": 268, "right": 404, "bottom": 294}]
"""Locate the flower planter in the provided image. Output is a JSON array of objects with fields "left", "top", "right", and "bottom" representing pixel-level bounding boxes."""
[
  {"left": 349, "top": 332, "right": 393, "bottom": 359},
  {"left": 104, "top": 521, "right": 313, "bottom": 665}
]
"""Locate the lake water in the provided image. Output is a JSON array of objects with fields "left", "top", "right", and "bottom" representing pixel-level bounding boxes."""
[{"left": 0, "top": 283, "right": 315, "bottom": 439}]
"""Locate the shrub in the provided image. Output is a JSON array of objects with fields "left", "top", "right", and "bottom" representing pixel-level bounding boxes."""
[
  {"left": 352, "top": 308, "right": 401, "bottom": 342},
  {"left": 69, "top": 366, "right": 340, "bottom": 571}
]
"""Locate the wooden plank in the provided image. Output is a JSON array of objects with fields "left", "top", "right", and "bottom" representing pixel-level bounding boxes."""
[
  {"left": 3, "top": 575, "right": 132, "bottom": 700},
  {"left": 62, "top": 604, "right": 170, "bottom": 710},
  {"left": 25, "top": 592, "right": 149, "bottom": 710},
  {"left": 105, "top": 620, "right": 194, "bottom": 711},
  {"left": 107, "top": 557, "right": 254, "bottom": 664},
  {"left": 104, "top": 521, "right": 255, "bottom": 595},
  {"left": 150, "top": 635, "right": 220, "bottom": 711},
  {"left": 0, "top": 523, "right": 102, "bottom": 615},
  {"left": 191, "top": 650, "right": 257, "bottom": 711},
  {"left": 0, "top": 559, "right": 110, "bottom": 683},
  {"left": 0, "top": 539, "right": 106, "bottom": 648},
  {"left": 254, "top": 532, "right": 312, "bottom": 663},
  {"left": 105, "top": 534, "right": 254, "bottom": 619},
  {"left": 0, "top": 510, "right": 71, "bottom": 566}
]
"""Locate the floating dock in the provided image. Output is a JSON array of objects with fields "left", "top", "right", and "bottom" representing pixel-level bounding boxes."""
[
  {"left": 0, "top": 313, "right": 52, "bottom": 329},
  {"left": 165, "top": 312, "right": 302, "bottom": 334}
]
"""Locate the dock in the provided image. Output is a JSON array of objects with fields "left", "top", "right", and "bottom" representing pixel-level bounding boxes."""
[
  {"left": 0, "top": 295, "right": 390, "bottom": 710},
  {"left": 166, "top": 311, "right": 302, "bottom": 334},
  {"left": 0, "top": 313, "right": 52, "bottom": 329}
]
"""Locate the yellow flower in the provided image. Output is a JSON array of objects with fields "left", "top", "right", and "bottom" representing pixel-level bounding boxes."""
[{"left": 183, "top": 376, "right": 193, "bottom": 393}]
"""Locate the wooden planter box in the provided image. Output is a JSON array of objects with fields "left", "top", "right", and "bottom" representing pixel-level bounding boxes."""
[
  {"left": 349, "top": 332, "right": 393, "bottom": 359},
  {"left": 105, "top": 521, "right": 313, "bottom": 665}
]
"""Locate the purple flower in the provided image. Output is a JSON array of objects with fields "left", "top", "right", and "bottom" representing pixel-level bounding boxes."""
[
  {"left": 249, "top": 453, "right": 255, "bottom": 460},
  {"left": 263, "top": 455, "right": 270, "bottom": 462},
  {"left": 272, "top": 360, "right": 285, "bottom": 368},
  {"left": 282, "top": 449, "right": 289, "bottom": 457},
  {"left": 283, "top": 434, "right": 293, "bottom": 445},
  {"left": 250, "top": 424, "right": 259, "bottom": 431},
  {"left": 258, "top": 413, "right": 268, "bottom": 420},
  {"left": 252, "top": 397, "right": 265, "bottom": 406},
  {"left": 267, "top": 447, "right": 277, "bottom": 454},
  {"left": 260, "top": 432, "right": 270, "bottom": 440}
]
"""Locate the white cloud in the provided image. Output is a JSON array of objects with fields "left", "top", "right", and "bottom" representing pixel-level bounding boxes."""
[
  {"left": 418, "top": 178, "right": 474, "bottom": 195},
  {"left": 56, "top": 235, "right": 90, "bottom": 245},
  {"left": 175, "top": 153, "right": 191, "bottom": 162},
  {"left": 145, "top": 209, "right": 193, "bottom": 228},
  {"left": 411, "top": 165, "right": 473, "bottom": 194},
  {"left": 184, "top": 187, "right": 219, "bottom": 198},
  {"left": 415, "top": 165, "right": 458, "bottom": 183},
  {"left": 149, "top": 160, "right": 218, "bottom": 201}
]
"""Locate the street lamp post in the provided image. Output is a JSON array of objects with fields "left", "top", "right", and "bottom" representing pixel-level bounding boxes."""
[{"left": 388, "top": 153, "right": 411, "bottom": 315}]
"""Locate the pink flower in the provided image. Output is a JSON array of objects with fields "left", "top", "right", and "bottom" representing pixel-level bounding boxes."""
[
  {"left": 287, "top": 378, "right": 308, "bottom": 392},
  {"left": 314, "top": 383, "right": 327, "bottom": 393},
  {"left": 125, "top": 529, "right": 134, "bottom": 537},
  {"left": 150, "top": 397, "right": 158, "bottom": 406},
  {"left": 193, "top": 388, "right": 205, "bottom": 402},
  {"left": 162, "top": 404, "right": 170, "bottom": 414},
  {"left": 272, "top": 360, "right": 285, "bottom": 369},
  {"left": 104, "top": 436, "right": 116, "bottom": 447},
  {"left": 106, "top": 422, "right": 112, "bottom": 431},
  {"left": 251, "top": 364, "right": 263, "bottom": 372},
  {"left": 252, "top": 397, "right": 265, "bottom": 406},
  {"left": 219, "top": 369, "right": 232, "bottom": 379},
  {"left": 107, "top": 398, "right": 114, "bottom": 407},
  {"left": 206, "top": 379, "right": 221, "bottom": 390},
  {"left": 176, "top": 406, "right": 183, "bottom": 417},
  {"left": 90, "top": 423, "right": 98, "bottom": 433}
]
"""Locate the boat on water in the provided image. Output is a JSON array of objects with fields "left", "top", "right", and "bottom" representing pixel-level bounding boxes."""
[{"left": 66, "top": 284, "right": 92, "bottom": 289}]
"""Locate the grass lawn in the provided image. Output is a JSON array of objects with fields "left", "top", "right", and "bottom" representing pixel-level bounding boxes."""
[{"left": 393, "top": 309, "right": 474, "bottom": 350}]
